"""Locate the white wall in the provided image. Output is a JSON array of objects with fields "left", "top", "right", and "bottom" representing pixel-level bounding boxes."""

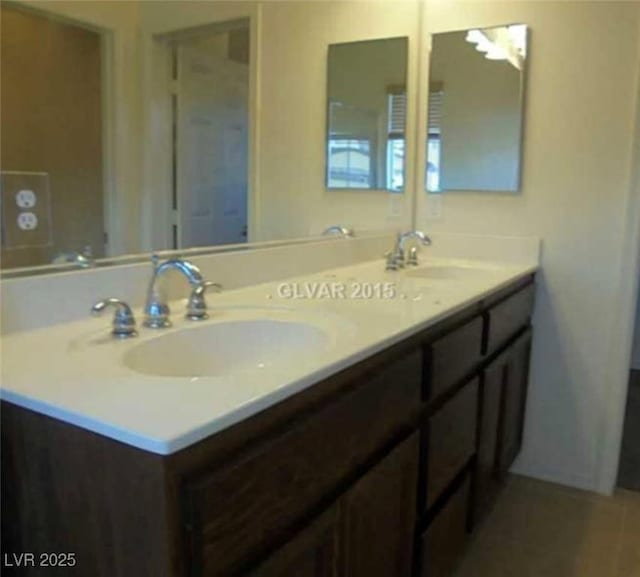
[{"left": 416, "top": 1, "right": 640, "bottom": 493}]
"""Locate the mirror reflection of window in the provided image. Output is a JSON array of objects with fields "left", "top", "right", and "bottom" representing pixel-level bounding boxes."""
[
  {"left": 326, "top": 37, "right": 408, "bottom": 192},
  {"left": 327, "top": 138, "right": 372, "bottom": 188},
  {"left": 426, "top": 88, "right": 443, "bottom": 192},
  {"left": 386, "top": 90, "right": 406, "bottom": 191}
]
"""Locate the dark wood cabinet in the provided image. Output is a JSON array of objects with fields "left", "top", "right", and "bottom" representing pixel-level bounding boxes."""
[
  {"left": 421, "top": 282, "right": 534, "bottom": 575},
  {"left": 340, "top": 433, "right": 419, "bottom": 577},
  {"left": 248, "top": 506, "right": 340, "bottom": 577},
  {"left": 475, "top": 347, "right": 508, "bottom": 521},
  {"left": 1, "top": 276, "right": 535, "bottom": 577},
  {"left": 250, "top": 433, "right": 419, "bottom": 577},
  {"left": 426, "top": 317, "right": 483, "bottom": 403},
  {"left": 182, "top": 350, "right": 421, "bottom": 577},
  {"left": 474, "top": 327, "right": 533, "bottom": 523},
  {"left": 424, "top": 378, "right": 478, "bottom": 510},
  {"left": 497, "top": 329, "right": 533, "bottom": 477},
  {"left": 484, "top": 284, "right": 535, "bottom": 356},
  {"left": 419, "top": 476, "right": 471, "bottom": 577}
]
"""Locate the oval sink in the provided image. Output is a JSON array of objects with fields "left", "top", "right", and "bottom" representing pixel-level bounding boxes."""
[
  {"left": 405, "top": 264, "right": 498, "bottom": 281},
  {"left": 123, "top": 320, "right": 329, "bottom": 378}
]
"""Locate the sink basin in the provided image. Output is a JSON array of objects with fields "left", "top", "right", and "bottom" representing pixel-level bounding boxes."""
[
  {"left": 405, "top": 264, "right": 499, "bottom": 281},
  {"left": 123, "top": 320, "right": 329, "bottom": 377}
]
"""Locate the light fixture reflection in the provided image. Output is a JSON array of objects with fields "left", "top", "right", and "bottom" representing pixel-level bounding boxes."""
[{"left": 465, "top": 24, "right": 527, "bottom": 69}]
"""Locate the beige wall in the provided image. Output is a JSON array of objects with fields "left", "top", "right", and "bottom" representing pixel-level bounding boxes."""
[
  {"left": 10, "top": 1, "right": 418, "bottom": 252},
  {"left": 15, "top": 0, "right": 143, "bottom": 258},
  {"left": 416, "top": 1, "right": 640, "bottom": 493},
  {"left": 258, "top": 1, "right": 418, "bottom": 240},
  {"left": 138, "top": 1, "right": 419, "bottom": 246},
  {"left": 1, "top": 4, "right": 104, "bottom": 267}
]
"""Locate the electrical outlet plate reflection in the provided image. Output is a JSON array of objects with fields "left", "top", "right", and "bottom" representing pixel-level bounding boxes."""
[{"left": 1, "top": 171, "right": 52, "bottom": 248}]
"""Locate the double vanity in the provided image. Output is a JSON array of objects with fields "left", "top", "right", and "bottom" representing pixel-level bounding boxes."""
[{"left": 1, "top": 236, "right": 537, "bottom": 577}]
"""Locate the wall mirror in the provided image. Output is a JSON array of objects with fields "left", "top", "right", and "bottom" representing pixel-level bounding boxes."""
[
  {"left": 425, "top": 24, "right": 528, "bottom": 193},
  {"left": 326, "top": 37, "right": 408, "bottom": 192},
  {"left": 0, "top": 1, "right": 418, "bottom": 276}
]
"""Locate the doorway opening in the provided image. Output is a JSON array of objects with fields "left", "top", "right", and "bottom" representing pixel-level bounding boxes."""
[
  {"left": 619, "top": 298, "right": 640, "bottom": 492},
  {"left": 161, "top": 20, "right": 250, "bottom": 250}
]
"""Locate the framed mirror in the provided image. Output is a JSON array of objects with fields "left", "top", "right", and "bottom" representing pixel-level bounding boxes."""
[
  {"left": 425, "top": 24, "right": 528, "bottom": 193},
  {"left": 326, "top": 37, "right": 408, "bottom": 192},
  {"left": 0, "top": 1, "right": 419, "bottom": 276}
]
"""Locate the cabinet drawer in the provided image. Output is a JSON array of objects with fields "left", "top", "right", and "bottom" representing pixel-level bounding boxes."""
[
  {"left": 485, "top": 284, "right": 534, "bottom": 355},
  {"left": 248, "top": 504, "right": 340, "bottom": 577},
  {"left": 183, "top": 349, "right": 422, "bottom": 577},
  {"left": 420, "top": 476, "right": 470, "bottom": 577},
  {"left": 427, "top": 317, "right": 483, "bottom": 402},
  {"left": 473, "top": 348, "right": 508, "bottom": 525},
  {"left": 425, "top": 378, "right": 478, "bottom": 510},
  {"left": 341, "top": 433, "right": 419, "bottom": 577}
]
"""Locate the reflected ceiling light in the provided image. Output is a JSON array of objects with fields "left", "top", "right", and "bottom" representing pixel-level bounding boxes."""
[
  {"left": 484, "top": 44, "right": 508, "bottom": 60},
  {"left": 465, "top": 25, "right": 526, "bottom": 69},
  {"left": 508, "top": 24, "right": 527, "bottom": 57}
]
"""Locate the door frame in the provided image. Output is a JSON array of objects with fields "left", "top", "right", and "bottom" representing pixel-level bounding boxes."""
[
  {"left": 141, "top": 5, "right": 261, "bottom": 252},
  {"left": 600, "top": 70, "right": 640, "bottom": 495}
]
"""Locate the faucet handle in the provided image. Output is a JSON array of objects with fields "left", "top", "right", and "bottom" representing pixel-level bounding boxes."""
[
  {"left": 385, "top": 251, "right": 400, "bottom": 272},
  {"left": 91, "top": 298, "right": 138, "bottom": 338},
  {"left": 186, "top": 281, "right": 222, "bottom": 321},
  {"left": 407, "top": 246, "right": 419, "bottom": 266},
  {"left": 322, "top": 225, "right": 354, "bottom": 238}
]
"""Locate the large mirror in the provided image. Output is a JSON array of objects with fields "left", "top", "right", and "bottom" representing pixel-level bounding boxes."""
[
  {"left": 0, "top": 1, "right": 418, "bottom": 274},
  {"left": 326, "top": 37, "right": 408, "bottom": 192},
  {"left": 425, "top": 25, "right": 528, "bottom": 193}
]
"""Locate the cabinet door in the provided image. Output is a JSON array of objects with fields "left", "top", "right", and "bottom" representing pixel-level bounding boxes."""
[
  {"left": 341, "top": 433, "right": 419, "bottom": 577},
  {"left": 248, "top": 505, "right": 340, "bottom": 577},
  {"left": 419, "top": 475, "right": 471, "bottom": 577},
  {"left": 474, "top": 351, "right": 508, "bottom": 522},
  {"left": 497, "top": 330, "right": 532, "bottom": 477},
  {"left": 425, "top": 378, "right": 479, "bottom": 510},
  {"left": 475, "top": 329, "right": 532, "bottom": 522},
  {"left": 183, "top": 351, "right": 421, "bottom": 577}
]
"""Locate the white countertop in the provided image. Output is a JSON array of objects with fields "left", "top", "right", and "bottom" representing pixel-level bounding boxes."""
[{"left": 0, "top": 257, "right": 537, "bottom": 455}]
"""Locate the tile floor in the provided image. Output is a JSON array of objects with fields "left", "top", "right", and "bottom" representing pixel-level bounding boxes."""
[{"left": 455, "top": 475, "right": 640, "bottom": 577}]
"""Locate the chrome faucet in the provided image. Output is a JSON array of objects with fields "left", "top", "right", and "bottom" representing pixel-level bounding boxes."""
[
  {"left": 143, "top": 257, "right": 204, "bottom": 328},
  {"left": 91, "top": 298, "right": 137, "bottom": 338},
  {"left": 52, "top": 245, "right": 95, "bottom": 269},
  {"left": 322, "top": 225, "right": 354, "bottom": 238},
  {"left": 387, "top": 230, "right": 432, "bottom": 270},
  {"left": 186, "top": 281, "right": 222, "bottom": 321}
]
